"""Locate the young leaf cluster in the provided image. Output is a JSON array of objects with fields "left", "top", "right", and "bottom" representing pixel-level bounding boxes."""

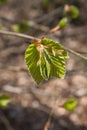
[{"left": 25, "top": 38, "right": 69, "bottom": 84}]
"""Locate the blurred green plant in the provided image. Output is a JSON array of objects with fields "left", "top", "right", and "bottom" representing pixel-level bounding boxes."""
[
  {"left": 0, "top": 0, "right": 8, "bottom": 4},
  {"left": 42, "top": 0, "right": 50, "bottom": 8},
  {"left": 50, "top": 17, "right": 68, "bottom": 32},
  {"left": 64, "top": 5, "right": 79, "bottom": 19},
  {"left": 63, "top": 99, "right": 77, "bottom": 111},
  {"left": 50, "top": 4, "right": 79, "bottom": 32},
  {"left": 58, "top": 17, "right": 68, "bottom": 28},
  {"left": 0, "top": 24, "right": 3, "bottom": 30},
  {"left": 0, "top": 94, "right": 11, "bottom": 108},
  {"left": 12, "top": 20, "right": 30, "bottom": 33}
]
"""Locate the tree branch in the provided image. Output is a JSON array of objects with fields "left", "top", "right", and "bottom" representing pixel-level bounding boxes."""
[
  {"left": 0, "top": 30, "right": 87, "bottom": 61},
  {"left": 0, "top": 30, "right": 38, "bottom": 40},
  {"left": 66, "top": 48, "right": 87, "bottom": 60}
]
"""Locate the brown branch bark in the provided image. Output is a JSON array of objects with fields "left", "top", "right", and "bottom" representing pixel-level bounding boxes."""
[{"left": 0, "top": 30, "right": 87, "bottom": 61}]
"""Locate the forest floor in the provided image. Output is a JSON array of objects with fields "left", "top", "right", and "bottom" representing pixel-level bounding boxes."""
[{"left": 0, "top": 0, "right": 87, "bottom": 130}]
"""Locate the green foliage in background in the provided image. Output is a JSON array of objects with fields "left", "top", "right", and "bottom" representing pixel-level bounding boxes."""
[
  {"left": 58, "top": 17, "right": 68, "bottom": 29},
  {"left": 42, "top": 0, "right": 50, "bottom": 8},
  {"left": 12, "top": 21, "right": 30, "bottom": 33},
  {"left": 65, "top": 5, "right": 79, "bottom": 19},
  {"left": 63, "top": 99, "right": 77, "bottom": 111},
  {"left": 0, "top": 0, "right": 8, "bottom": 4},
  {"left": 25, "top": 38, "right": 69, "bottom": 84},
  {"left": 0, "top": 94, "right": 11, "bottom": 108},
  {"left": 0, "top": 24, "right": 3, "bottom": 30}
]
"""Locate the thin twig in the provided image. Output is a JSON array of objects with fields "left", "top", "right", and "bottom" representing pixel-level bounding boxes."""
[
  {"left": 77, "top": 51, "right": 87, "bottom": 55},
  {"left": 0, "top": 30, "right": 38, "bottom": 40},
  {"left": 66, "top": 48, "right": 87, "bottom": 60},
  {"left": 0, "top": 30, "right": 87, "bottom": 61}
]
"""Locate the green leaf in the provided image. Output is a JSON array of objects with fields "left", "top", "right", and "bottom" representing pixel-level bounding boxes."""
[
  {"left": 44, "top": 50, "right": 65, "bottom": 78},
  {"left": 41, "top": 38, "right": 69, "bottom": 59},
  {"left": 58, "top": 17, "right": 68, "bottom": 28},
  {"left": 40, "top": 55, "right": 51, "bottom": 80},
  {"left": 25, "top": 38, "right": 69, "bottom": 84},
  {"left": 66, "top": 5, "right": 79, "bottom": 19},
  {"left": 0, "top": 94, "right": 11, "bottom": 108},
  {"left": 25, "top": 44, "right": 43, "bottom": 84},
  {"left": 41, "top": 38, "right": 69, "bottom": 79},
  {"left": 63, "top": 99, "right": 77, "bottom": 111}
]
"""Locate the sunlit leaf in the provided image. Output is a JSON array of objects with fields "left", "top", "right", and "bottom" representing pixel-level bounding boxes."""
[
  {"left": 25, "top": 38, "right": 69, "bottom": 84},
  {"left": 25, "top": 43, "right": 43, "bottom": 84},
  {"left": 63, "top": 99, "right": 77, "bottom": 111},
  {"left": 41, "top": 38, "right": 69, "bottom": 59},
  {"left": 40, "top": 55, "right": 51, "bottom": 80},
  {"left": 0, "top": 94, "right": 11, "bottom": 108}
]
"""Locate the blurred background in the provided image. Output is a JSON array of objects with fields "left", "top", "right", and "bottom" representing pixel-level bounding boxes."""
[{"left": 0, "top": 0, "right": 87, "bottom": 130}]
